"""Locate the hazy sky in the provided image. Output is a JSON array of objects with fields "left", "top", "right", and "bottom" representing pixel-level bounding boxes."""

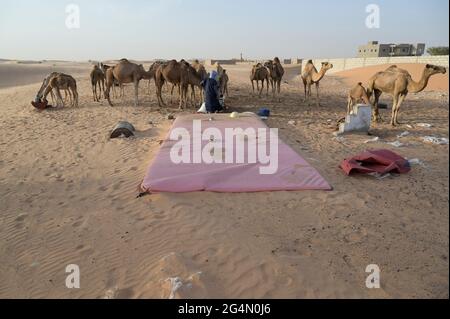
[{"left": 0, "top": 0, "right": 448, "bottom": 61}]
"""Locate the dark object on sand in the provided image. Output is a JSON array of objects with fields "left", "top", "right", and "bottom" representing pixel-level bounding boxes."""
[
  {"left": 31, "top": 100, "right": 53, "bottom": 110},
  {"left": 340, "top": 149, "right": 411, "bottom": 176},
  {"left": 378, "top": 103, "right": 388, "bottom": 109},
  {"left": 110, "top": 121, "right": 136, "bottom": 139}
]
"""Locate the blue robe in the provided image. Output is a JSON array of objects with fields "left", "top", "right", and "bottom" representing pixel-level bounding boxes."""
[{"left": 201, "top": 78, "right": 223, "bottom": 113}]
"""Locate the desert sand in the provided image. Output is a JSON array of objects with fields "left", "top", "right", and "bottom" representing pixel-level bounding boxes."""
[{"left": 0, "top": 61, "right": 448, "bottom": 299}]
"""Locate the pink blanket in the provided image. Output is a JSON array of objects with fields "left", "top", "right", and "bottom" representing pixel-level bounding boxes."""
[{"left": 141, "top": 114, "right": 331, "bottom": 193}]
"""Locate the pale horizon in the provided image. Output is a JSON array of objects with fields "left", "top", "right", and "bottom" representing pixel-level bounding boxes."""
[{"left": 0, "top": 0, "right": 448, "bottom": 62}]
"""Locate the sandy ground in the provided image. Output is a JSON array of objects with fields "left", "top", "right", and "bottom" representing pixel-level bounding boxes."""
[{"left": 0, "top": 61, "right": 448, "bottom": 299}]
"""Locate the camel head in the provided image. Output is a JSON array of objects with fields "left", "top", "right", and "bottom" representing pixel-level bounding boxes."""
[
  {"left": 321, "top": 62, "right": 333, "bottom": 72},
  {"left": 264, "top": 60, "right": 273, "bottom": 69},
  {"left": 425, "top": 64, "right": 447, "bottom": 76},
  {"left": 273, "top": 57, "right": 281, "bottom": 64}
]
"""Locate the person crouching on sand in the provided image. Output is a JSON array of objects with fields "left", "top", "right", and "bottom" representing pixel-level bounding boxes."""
[{"left": 201, "top": 71, "right": 223, "bottom": 113}]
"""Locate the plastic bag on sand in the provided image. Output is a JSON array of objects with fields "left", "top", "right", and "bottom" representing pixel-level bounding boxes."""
[
  {"left": 422, "top": 136, "right": 449, "bottom": 145},
  {"left": 197, "top": 103, "right": 207, "bottom": 114}
]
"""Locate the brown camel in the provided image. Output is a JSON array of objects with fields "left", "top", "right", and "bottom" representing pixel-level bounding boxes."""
[
  {"left": 155, "top": 60, "right": 198, "bottom": 109},
  {"left": 37, "top": 72, "right": 72, "bottom": 105},
  {"left": 146, "top": 61, "right": 164, "bottom": 95},
  {"left": 367, "top": 64, "right": 447, "bottom": 126},
  {"left": 347, "top": 82, "right": 370, "bottom": 114},
  {"left": 301, "top": 60, "right": 333, "bottom": 106},
  {"left": 264, "top": 57, "right": 285, "bottom": 99},
  {"left": 42, "top": 73, "right": 78, "bottom": 108},
  {"left": 190, "top": 62, "right": 208, "bottom": 105},
  {"left": 250, "top": 63, "right": 270, "bottom": 97},
  {"left": 90, "top": 64, "right": 105, "bottom": 102},
  {"left": 105, "top": 59, "right": 152, "bottom": 107},
  {"left": 182, "top": 62, "right": 204, "bottom": 108}
]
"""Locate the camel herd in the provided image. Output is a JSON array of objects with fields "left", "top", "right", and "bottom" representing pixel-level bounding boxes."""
[{"left": 38, "top": 58, "right": 447, "bottom": 127}]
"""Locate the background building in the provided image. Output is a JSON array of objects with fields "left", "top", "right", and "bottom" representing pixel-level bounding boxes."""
[{"left": 357, "top": 41, "right": 426, "bottom": 58}]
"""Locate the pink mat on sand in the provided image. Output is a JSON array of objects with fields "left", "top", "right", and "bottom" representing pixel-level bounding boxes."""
[{"left": 140, "top": 114, "right": 331, "bottom": 193}]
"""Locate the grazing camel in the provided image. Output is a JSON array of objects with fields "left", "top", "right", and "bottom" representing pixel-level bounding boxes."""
[
  {"left": 219, "top": 69, "right": 229, "bottom": 97},
  {"left": 301, "top": 60, "right": 333, "bottom": 106},
  {"left": 250, "top": 63, "right": 270, "bottom": 97},
  {"left": 37, "top": 72, "right": 72, "bottom": 105},
  {"left": 90, "top": 64, "right": 105, "bottom": 102},
  {"left": 367, "top": 64, "right": 447, "bottom": 126},
  {"left": 42, "top": 73, "right": 79, "bottom": 108},
  {"left": 105, "top": 59, "right": 152, "bottom": 107},
  {"left": 347, "top": 82, "right": 370, "bottom": 114},
  {"left": 264, "top": 57, "right": 285, "bottom": 99}
]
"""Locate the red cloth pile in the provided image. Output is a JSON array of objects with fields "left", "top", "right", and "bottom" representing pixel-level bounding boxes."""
[{"left": 340, "top": 149, "right": 411, "bottom": 176}]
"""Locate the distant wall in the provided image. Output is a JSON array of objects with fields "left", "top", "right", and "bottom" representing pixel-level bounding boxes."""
[
  {"left": 205, "top": 59, "right": 237, "bottom": 66},
  {"left": 300, "top": 55, "right": 449, "bottom": 74}
]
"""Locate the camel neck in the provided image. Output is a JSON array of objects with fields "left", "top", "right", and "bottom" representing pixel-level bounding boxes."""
[
  {"left": 408, "top": 69, "right": 431, "bottom": 93},
  {"left": 312, "top": 68, "right": 326, "bottom": 82}
]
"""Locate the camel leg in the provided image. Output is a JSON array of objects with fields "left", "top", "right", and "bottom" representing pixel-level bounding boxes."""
[
  {"left": 303, "top": 82, "right": 307, "bottom": 103},
  {"left": 315, "top": 82, "right": 320, "bottom": 107},
  {"left": 372, "top": 90, "right": 383, "bottom": 123},
  {"left": 105, "top": 74, "right": 114, "bottom": 107},
  {"left": 347, "top": 97, "right": 353, "bottom": 114},
  {"left": 93, "top": 82, "right": 97, "bottom": 102},
  {"left": 390, "top": 94, "right": 399, "bottom": 126},
  {"left": 266, "top": 78, "right": 269, "bottom": 97},
  {"left": 179, "top": 84, "right": 185, "bottom": 110},
  {"left": 170, "top": 84, "right": 176, "bottom": 105},
  {"left": 134, "top": 80, "right": 139, "bottom": 107},
  {"left": 191, "top": 85, "right": 196, "bottom": 107},
  {"left": 251, "top": 80, "right": 255, "bottom": 96},
  {"left": 394, "top": 93, "right": 407, "bottom": 126},
  {"left": 55, "top": 88, "right": 64, "bottom": 107},
  {"left": 306, "top": 83, "right": 312, "bottom": 105}
]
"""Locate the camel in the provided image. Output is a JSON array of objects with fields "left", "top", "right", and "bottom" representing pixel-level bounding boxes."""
[
  {"left": 105, "top": 59, "right": 152, "bottom": 107},
  {"left": 182, "top": 62, "right": 204, "bottom": 108},
  {"left": 301, "top": 60, "right": 333, "bottom": 106},
  {"left": 42, "top": 73, "right": 78, "bottom": 108},
  {"left": 36, "top": 72, "right": 72, "bottom": 105},
  {"left": 367, "top": 64, "right": 447, "bottom": 126},
  {"left": 155, "top": 60, "right": 201, "bottom": 109},
  {"left": 219, "top": 69, "right": 229, "bottom": 97},
  {"left": 264, "top": 57, "right": 285, "bottom": 99},
  {"left": 347, "top": 82, "right": 370, "bottom": 114},
  {"left": 90, "top": 64, "right": 105, "bottom": 102},
  {"left": 250, "top": 63, "right": 270, "bottom": 97},
  {"left": 101, "top": 63, "right": 122, "bottom": 98},
  {"left": 190, "top": 62, "right": 208, "bottom": 104}
]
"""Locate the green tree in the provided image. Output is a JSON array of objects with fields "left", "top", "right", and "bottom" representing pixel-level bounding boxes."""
[{"left": 427, "top": 47, "right": 449, "bottom": 56}]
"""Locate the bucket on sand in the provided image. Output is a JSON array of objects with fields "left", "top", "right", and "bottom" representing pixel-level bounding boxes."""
[{"left": 110, "top": 121, "right": 136, "bottom": 139}]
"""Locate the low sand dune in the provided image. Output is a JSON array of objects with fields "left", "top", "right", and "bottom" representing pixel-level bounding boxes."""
[
  {"left": 0, "top": 62, "right": 448, "bottom": 298},
  {"left": 0, "top": 61, "right": 91, "bottom": 89},
  {"left": 334, "top": 63, "right": 449, "bottom": 92}
]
